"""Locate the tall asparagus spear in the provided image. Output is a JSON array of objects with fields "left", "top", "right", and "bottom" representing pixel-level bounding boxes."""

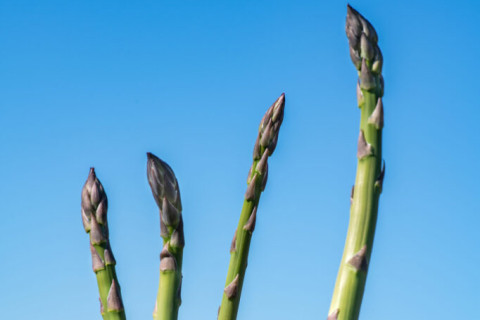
[
  {"left": 218, "top": 93, "right": 285, "bottom": 320},
  {"left": 81, "top": 168, "right": 126, "bottom": 320},
  {"left": 147, "top": 153, "right": 184, "bottom": 320},
  {"left": 327, "top": 6, "right": 385, "bottom": 320}
]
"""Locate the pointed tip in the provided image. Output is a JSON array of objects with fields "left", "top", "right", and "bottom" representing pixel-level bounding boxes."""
[
  {"left": 346, "top": 4, "right": 358, "bottom": 18},
  {"left": 147, "top": 152, "right": 160, "bottom": 162},
  {"left": 346, "top": 4, "right": 361, "bottom": 18},
  {"left": 271, "top": 93, "right": 285, "bottom": 123},
  {"left": 86, "top": 167, "right": 97, "bottom": 182}
]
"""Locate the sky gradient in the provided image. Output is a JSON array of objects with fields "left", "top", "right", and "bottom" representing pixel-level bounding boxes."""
[{"left": 1, "top": 1, "right": 479, "bottom": 319}]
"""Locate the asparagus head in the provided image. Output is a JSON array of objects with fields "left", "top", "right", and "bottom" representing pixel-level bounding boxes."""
[{"left": 147, "top": 153, "right": 184, "bottom": 320}]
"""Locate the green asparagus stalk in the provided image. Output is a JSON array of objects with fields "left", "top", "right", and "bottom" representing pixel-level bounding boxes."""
[
  {"left": 147, "top": 153, "right": 184, "bottom": 320},
  {"left": 81, "top": 168, "right": 126, "bottom": 320},
  {"left": 327, "top": 6, "right": 385, "bottom": 320},
  {"left": 218, "top": 93, "right": 285, "bottom": 320}
]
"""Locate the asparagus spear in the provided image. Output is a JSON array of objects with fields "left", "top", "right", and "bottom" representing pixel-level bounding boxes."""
[
  {"left": 327, "top": 6, "right": 385, "bottom": 320},
  {"left": 147, "top": 153, "right": 184, "bottom": 320},
  {"left": 218, "top": 93, "right": 285, "bottom": 320},
  {"left": 81, "top": 168, "right": 126, "bottom": 320}
]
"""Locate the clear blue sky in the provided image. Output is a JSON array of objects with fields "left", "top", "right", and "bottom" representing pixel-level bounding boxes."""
[{"left": 1, "top": 1, "right": 479, "bottom": 319}]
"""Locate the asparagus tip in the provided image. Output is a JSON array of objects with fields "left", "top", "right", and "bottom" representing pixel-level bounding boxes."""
[
  {"left": 147, "top": 152, "right": 182, "bottom": 215},
  {"left": 81, "top": 166, "right": 108, "bottom": 233}
]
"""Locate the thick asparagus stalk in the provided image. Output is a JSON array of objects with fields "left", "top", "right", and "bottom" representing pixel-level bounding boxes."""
[
  {"left": 147, "top": 153, "right": 184, "bottom": 320},
  {"left": 327, "top": 6, "right": 385, "bottom": 320},
  {"left": 218, "top": 93, "right": 285, "bottom": 320},
  {"left": 81, "top": 168, "right": 126, "bottom": 320}
]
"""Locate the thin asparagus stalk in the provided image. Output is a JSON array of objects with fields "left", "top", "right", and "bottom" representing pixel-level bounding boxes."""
[
  {"left": 81, "top": 168, "right": 126, "bottom": 320},
  {"left": 218, "top": 93, "right": 285, "bottom": 320},
  {"left": 327, "top": 6, "right": 385, "bottom": 320},
  {"left": 147, "top": 153, "right": 184, "bottom": 320}
]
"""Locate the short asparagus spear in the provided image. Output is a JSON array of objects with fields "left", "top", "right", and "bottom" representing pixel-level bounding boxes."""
[
  {"left": 81, "top": 168, "right": 126, "bottom": 320},
  {"left": 147, "top": 153, "right": 184, "bottom": 320},
  {"left": 218, "top": 93, "right": 285, "bottom": 320},
  {"left": 327, "top": 6, "right": 385, "bottom": 320}
]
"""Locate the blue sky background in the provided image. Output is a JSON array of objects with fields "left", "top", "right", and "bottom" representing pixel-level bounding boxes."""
[{"left": 1, "top": 0, "right": 479, "bottom": 319}]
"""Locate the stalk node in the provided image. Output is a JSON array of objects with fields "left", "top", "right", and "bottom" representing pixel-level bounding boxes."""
[
  {"left": 224, "top": 274, "right": 239, "bottom": 299},
  {"left": 243, "top": 206, "right": 257, "bottom": 233},
  {"left": 347, "top": 245, "right": 368, "bottom": 272},
  {"left": 230, "top": 229, "right": 237, "bottom": 253},
  {"left": 327, "top": 308, "right": 339, "bottom": 320},
  {"left": 107, "top": 279, "right": 124, "bottom": 312},
  {"left": 357, "top": 130, "right": 373, "bottom": 159}
]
